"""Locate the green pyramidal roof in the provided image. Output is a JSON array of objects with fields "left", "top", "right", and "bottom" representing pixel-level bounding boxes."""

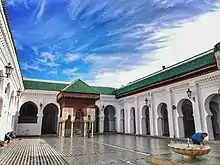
[{"left": 61, "top": 79, "right": 100, "bottom": 94}]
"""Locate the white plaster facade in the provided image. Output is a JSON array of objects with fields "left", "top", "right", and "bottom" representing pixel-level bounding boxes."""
[
  {"left": 0, "top": 2, "right": 24, "bottom": 141},
  {"left": 0, "top": 2, "right": 220, "bottom": 141}
]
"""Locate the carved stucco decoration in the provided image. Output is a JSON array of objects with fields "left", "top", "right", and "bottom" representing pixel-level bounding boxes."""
[
  {"left": 170, "top": 83, "right": 190, "bottom": 92},
  {"left": 195, "top": 74, "right": 220, "bottom": 84}
]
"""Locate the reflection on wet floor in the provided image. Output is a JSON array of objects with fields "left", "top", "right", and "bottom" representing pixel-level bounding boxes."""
[{"left": 0, "top": 134, "right": 220, "bottom": 165}]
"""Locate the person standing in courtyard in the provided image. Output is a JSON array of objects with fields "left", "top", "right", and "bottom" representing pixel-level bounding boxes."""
[{"left": 192, "top": 132, "right": 208, "bottom": 145}]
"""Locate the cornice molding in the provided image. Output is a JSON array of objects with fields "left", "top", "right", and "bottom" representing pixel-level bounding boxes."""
[
  {"left": 195, "top": 74, "right": 220, "bottom": 85},
  {"left": 170, "top": 83, "right": 190, "bottom": 92},
  {"left": 23, "top": 92, "right": 56, "bottom": 97},
  {"left": 151, "top": 89, "right": 165, "bottom": 96}
]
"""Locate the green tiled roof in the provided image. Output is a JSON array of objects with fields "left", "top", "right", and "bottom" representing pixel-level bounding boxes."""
[
  {"left": 23, "top": 79, "right": 115, "bottom": 95},
  {"left": 61, "top": 79, "right": 100, "bottom": 94},
  {"left": 92, "top": 86, "right": 115, "bottom": 95},
  {"left": 23, "top": 80, "right": 67, "bottom": 91},
  {"left": 114, "top": 50, "right": 216, "bottom": 97}
]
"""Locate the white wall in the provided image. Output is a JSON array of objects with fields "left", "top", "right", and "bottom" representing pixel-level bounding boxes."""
[
  {"left": 92, "top": 70, "right": 220, "bottom": 140},
  {"left": 16, "top": 90, "right": 60, "bottom": 136},
  {"left": 0, "top": 2, "right": 23, "bottom": 141}
]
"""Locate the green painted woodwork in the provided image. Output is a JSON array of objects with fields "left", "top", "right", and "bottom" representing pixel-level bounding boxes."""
[
  {"left": 114, "top": 51, "right": 216, "bottom": 97},
  {"left": 61, "top": 79, "right": 100, "bottom": 94}
]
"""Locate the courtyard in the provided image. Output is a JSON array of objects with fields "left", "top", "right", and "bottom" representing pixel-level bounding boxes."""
[{"left": 0, "top": 134, "right": 220, "bottom": 165}]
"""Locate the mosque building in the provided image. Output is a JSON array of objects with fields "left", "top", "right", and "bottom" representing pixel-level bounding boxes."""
[{"left": 0, "top": 2, "right": 220, "bottom": 141}]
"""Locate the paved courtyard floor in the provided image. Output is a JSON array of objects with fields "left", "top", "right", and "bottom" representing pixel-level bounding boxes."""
[{"left": 0, "top": 134, "right": 220, "bottom": 165}]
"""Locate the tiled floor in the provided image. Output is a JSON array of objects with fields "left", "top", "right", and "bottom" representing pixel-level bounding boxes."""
[{"left": 0, "top": 134, "right": 219, "bottom": 165}]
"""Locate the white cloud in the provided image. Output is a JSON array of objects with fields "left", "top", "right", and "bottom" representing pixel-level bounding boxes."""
[
  {"left": 89, "top": 9, "right": 220, "bottom": 87},
  {"left": 48, "top": 70, "right": 58, "bottom": 75},
  {"left": 64, "top": 54, "right": 80, "bottom": 63},
  {"left": 21, "top": 62, "right": 43, "bottom": 72},
  {"left": 62, "top": 68, "right": 79, "bottom": 78},
  {"left": 39, "top": 52, "right": 59, "bottom": 67}
]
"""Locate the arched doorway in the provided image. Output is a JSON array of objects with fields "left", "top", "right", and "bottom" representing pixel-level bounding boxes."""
[
  {"left": 41, "top": 103, "right": 59, "bottom": 135},
  {"left": 94, "top": 106, "right": 100, "bottom": 133},
  {"left": 130, "top": 107, "right": 136, "bottom": 134},
  {"left": 104, "top": 105, "right": 116, "bottom": 132},
  {"left": 120, "top": 109, "right": 125, "bottom": 133},
  {"left": 18, "top": 101, "right": 38, "bottom": 123},
  {"left": 205, "top": 94, "right": 220, "bottom": 140},
  {"left": 141, "top": 105, "right": 150, "bottom": 135},
  {"left": 177, "top": 99, "right": 195, "bottom": 138},
  {"left": 157, "top": 103, "right": 169, "bottom": 136}
]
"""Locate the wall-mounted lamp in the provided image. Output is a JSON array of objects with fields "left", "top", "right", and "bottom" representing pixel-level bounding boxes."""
[
  {"left": 186, "top": 88, "right": 195, "bottom": 102},
  {"left": 145, "top": 98, "right": 151, "bottom": 108},
  {"left": 172, "top": 105, "right": 176, "bottom": 110},
  {"left": 0, "top": 63, "right": 13, "bottom": 79},
  {"left": 40, "top": 103, "right": 43, "bottom": 109},
  {"left": 145, "top": 98, "right": 148, "bottom": 105},
  {"left": 16, "top": 89, "right": 22, "bottom": 97}
]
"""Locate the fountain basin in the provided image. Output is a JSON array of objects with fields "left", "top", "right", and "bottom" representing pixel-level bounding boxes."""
[{"left": 168, "top": 143, "right": 211, "bottom": 159}]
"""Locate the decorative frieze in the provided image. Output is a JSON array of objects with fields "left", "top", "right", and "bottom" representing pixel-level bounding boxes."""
[
  {"left": 170, "top": 83, "right": 190, "bottom": 92},
  {"left": 22, "top": 92, "right": 57, "bottom": 97},
  {"left": 195, "top": 74, "right": 220, "bottom": 84}
]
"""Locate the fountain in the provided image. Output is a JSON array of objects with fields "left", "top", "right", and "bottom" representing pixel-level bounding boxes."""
[{"left": 168, "top": 138, "right": 211, "bottom": 159}]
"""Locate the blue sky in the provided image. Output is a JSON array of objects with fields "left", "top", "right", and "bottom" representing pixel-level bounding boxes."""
[{"left": 5, "top": 0, "right": 220, "bottom": 87}]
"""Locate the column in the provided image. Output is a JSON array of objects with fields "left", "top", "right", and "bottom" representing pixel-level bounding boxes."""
[
  {"left": 191, "top": 86, "right": 202, "bottom": 132},
  {"left": 70, "top": 121, "right": 74, "bottom": 138},
  {"left": 167, "top": 90, "right": 175, "bottom": 138},
  {"left": 195, "top": 84, "right": 204, "bottom": 131},
  {"left": 84, "top": 121, "right": 87, "bottom": 137},
  {"left": 91, "top": 121, "right": 94, "bottom": 137},
  {"left": 58, "top": 123, "right": 61, "bottom": 137},
  {"left": 150, "top": 94, "right": 155, "bottom": 136},
  {"left": 124, "top": 100, "right": 130, "bottom": 133},
  {"left": 61, "top": 122, "right": 65, "bottom": 137},
  {"left": 134, "top": 97, "right": 140, "bottom": 134},
  {"left": 38, "top": 104, "right": 43, "bottom": 136},
  {"left": 99, "top": 106, "right": 104, "bottom": 133}
]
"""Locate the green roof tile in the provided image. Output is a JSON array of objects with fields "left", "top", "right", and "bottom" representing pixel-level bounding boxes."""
[
  {"left": 23, "top": 80, "right": 67, "bottom": 91},
  {"left": 23, "top": 79, "right": 116, "bottom": 95},
  {"left": 61, "top": 79, "right": 100, "bottom": 94},
  {"left": 92, "top": 86, "right": 115, "bottom": 95},
  {"left": 114, "top": 51, "right": 216, "bottom": 97}
]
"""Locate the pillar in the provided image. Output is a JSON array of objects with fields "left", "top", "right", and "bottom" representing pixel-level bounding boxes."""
[
  {"left": 91, "top": 121, "right": 94, "bottom": 137},
  {"left": 134, "top": 97, "right": 139, "bottom": 134},
  {"left": 70, "top": 121, "right": 74, "bottom": 138},
  {"left": 167, "top": 90, "right": 175, "bottom": 138},
  {"left": 84, "top": 121, "right": 87, "bottom": 137},
  {"left": 61, "top": 122, "right": 65, "bottom": 137},
  {"left": 191, "top": 86, "right": 202, "bottom": 132},
  {"left": 149, "top": 94, "right": 155, "bottom": 136},
  {"left": 99, "top": 106, "right": 104, "bottom": 133},
  {"left": 124, "top": 100, "right": 130, "bottom": 133}
]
